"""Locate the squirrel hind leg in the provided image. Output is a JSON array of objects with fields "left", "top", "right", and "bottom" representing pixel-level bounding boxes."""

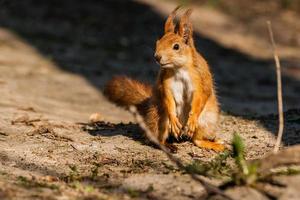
[
  {"left": 193, "top": 139, "right": 225, "bottom": 152},
  {"left": 196, "top": 108, "right": 223, "bottom": 141},
  {"left": 192, "top": 127, "right": 225, "bottom": 152}
]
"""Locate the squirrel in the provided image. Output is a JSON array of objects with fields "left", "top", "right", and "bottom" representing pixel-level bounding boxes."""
[{"left": 104, "top": 7, "right": 224, "bottom": 153}]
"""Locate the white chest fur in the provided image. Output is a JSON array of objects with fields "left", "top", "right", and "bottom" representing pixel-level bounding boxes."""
[{"left": 170, "top": 68, "right": 194, "bottom": 123}]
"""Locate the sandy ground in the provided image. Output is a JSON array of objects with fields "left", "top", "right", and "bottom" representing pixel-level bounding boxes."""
[{"left": 0, "top": 0, "right": 300, "bottom": 199}]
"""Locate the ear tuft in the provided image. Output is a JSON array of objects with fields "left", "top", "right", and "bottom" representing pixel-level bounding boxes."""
[
  {"left": 164, "top": 6, "right": 181, "bottom": 34},
  {"left": 184, "top": 8, "right": 193, "bottom": 18},
  {"left": 178, "top": 8, "right": 194, "bottom": 45}
]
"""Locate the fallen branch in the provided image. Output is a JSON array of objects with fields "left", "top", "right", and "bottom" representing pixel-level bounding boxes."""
[
  {"left": 267, "top": 21, "right": 284, "bottom": 153},
  {"left": 128, "top": 106, "right": 233, "bottom": 200},
  {"left": 252, "top": 145, "right": 300, "bottom": 175}
]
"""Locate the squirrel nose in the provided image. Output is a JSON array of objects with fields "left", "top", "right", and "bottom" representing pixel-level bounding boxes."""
[{"left": 154, "top": 53, "right": 162, "bottom": 63}]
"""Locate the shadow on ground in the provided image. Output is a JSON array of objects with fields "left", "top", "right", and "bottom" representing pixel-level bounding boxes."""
[
  {"left": 81, "top": 121, "right": 145, "bottom": 142},
  {"left": 0, "top": 0, "right": 299, "bottom": 145}
]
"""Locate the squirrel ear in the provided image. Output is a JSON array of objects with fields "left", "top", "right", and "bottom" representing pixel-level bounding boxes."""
[
  {"left": 164, "top": 6, "right": 181, "bottom": 34},
  {"left": 178, "top": 9, "right": 193, "bottom": 44}
]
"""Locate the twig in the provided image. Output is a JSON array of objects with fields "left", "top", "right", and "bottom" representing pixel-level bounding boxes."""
[
  {"left": 0, "top": 131, "right": 8, "bottom": 136},
  {"left": 128, "top": 106, "right": 233, "bottom": 200},
  {"left": 70, "top": 144, "right": 78, "bottom": 151},
  {"left": 267, "top": 21, "right": 284, "bottom": 153}
]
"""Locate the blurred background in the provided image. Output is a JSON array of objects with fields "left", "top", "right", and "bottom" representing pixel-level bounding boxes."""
[{"left": 0, "top": 0, "right": 299, "bottom": 119}]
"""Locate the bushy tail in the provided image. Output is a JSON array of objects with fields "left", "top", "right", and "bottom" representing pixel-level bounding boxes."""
[
  {"left": 105, "top": 76, "right": 158, "bottom": 137},
  {"left": 104, "top": 76, "right": 152, "bottom": 108}
]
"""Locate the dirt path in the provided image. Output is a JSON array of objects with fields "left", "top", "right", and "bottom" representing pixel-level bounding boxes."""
[{"left": 0, "top": 0, "right": 300, "bottom": 199}]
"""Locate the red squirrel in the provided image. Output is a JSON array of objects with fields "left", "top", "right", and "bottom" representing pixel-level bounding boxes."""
[{"left": 104, "top": 7, "right": 224, "bottom": 153}]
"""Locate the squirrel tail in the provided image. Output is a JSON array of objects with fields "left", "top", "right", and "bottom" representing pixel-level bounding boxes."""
[{"left": 104, "top": 76, "right": 152, "bottom": 109}]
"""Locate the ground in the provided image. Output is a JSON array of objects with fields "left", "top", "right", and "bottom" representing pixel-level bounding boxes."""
[{"left": 0, "top": 0, "right": 300, "bottom": 199}]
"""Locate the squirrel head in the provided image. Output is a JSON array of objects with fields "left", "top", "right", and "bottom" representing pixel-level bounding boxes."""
[{"left": 155, "top": 7, "right": 194, "bottom": 69}]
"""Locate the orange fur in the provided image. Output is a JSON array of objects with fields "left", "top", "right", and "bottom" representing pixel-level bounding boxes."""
[
  {"left": 104, "top": 76, "right": 152, "bottom": 107},
  {"left": 104, "top": 7, "right": 224, "bottom": 152}
]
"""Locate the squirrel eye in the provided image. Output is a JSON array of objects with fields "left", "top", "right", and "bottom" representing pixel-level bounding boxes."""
[{"left": 173, "top": 43, "right": 180, "bottom": 50}]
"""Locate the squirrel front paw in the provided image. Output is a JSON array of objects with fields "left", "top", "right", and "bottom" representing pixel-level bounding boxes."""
[
  {"left": 185, "top": 115, "right": 198, "bottom": 138},
  {"left": 169, "top": 116, "right": 182, "bottom": 140}
]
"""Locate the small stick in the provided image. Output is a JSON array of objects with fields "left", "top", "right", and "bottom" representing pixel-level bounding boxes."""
[
  {"left": 128, "top": 106, "right": 233, "bottom": 200},
  {"left": 267, "top": 21, "right": 284, "bottom": 154},
  {"left": 70, "top": 144, "right": 78, "bottom": 151}
]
